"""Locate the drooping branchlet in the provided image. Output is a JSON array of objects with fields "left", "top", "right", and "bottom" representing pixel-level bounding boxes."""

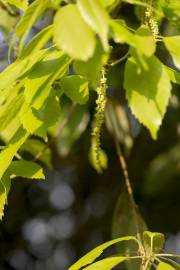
[
  {"left": 91, "top": 68, "right": 107, "bottom": 172},
  {"left": 145, "top": 0, "right": 159, "bottom": 38}
]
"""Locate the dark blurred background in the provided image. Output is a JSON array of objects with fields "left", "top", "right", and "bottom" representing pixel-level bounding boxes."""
[{"left": 0, "top": 2, "right": 180, "bottom": 270}]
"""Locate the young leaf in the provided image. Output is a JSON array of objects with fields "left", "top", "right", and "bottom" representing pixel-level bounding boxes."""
[
  {"left": 73, "top": 40, "right": 108, "bottom": 87},
  {"left": 82, "top": 257, "right": 126, "bottom": 270},
  {"left": 157, "top": 262, "right": 175, "bottom": 270},
  {"left": 77, "top": 0, "right": 110, "bottom": 51},
  {"left": 8, "top": 160, "right": 45, "bottom": 179},
  {"left": 11, "top": 0, "right": 51, "bottom": 53},
  {"left": 164, "top": 36, "right": 180, "bottom": 69},
  {"left": 68, "top": 236, "right": 136, "bottom": 270},
  {"left": 143, "top": 231, "right": 165, "bottom": 254},
  {"left": 124, "top": 56, "right": 172, "bottom": 139},
  {"left": 53, "top": 4, "right": 96, "bottom": 61},
  {"left": 60, "top": 75, "right": 89, "bottom": 104}
]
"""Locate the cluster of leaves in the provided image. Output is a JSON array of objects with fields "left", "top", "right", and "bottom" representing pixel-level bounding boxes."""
[
  {"left": 69, "top": 231, "right": 180, "bottom": 270},
  {"left": 0, "top": 0, "right": 179, "bottom": 262}
]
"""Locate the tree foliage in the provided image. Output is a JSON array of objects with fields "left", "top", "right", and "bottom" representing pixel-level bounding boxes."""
[{"left": 0, "top": 0, "right": 179, "bottom": 269}]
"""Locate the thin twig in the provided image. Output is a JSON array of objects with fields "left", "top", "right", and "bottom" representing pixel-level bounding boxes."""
[
  {"left": 108, "top": 107, "right": 144, "bottom": 250},
  {"left": 108, "top": 51, "right": 130, "bottom": 67}
]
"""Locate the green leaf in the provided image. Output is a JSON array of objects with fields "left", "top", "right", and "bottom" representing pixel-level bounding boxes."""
[
  {"left": 20, "top": 106, "right": 43, "bottom": 133},
  {"left": 19, "top": 25, "right": 53, "bottom": 59},
  {"left": 60, "top": 75, "right": 89, "bottom": 104},
  {"left": 112, "top": 190, "right": 146, "bottom": 270},
  {"left": 73, "top": 40, "right": 108, "bottom": 87},
  {"left": 83, "top": 257, "right": 126, "bottom": 270},
  {"left": 0, "top": 84, "right": 24, "bottom": 132},
  {"left": 105, "top": 100, "right": 133, "bottom": 154},
  {"left": 143, "top": 143, "right": 180, "bottom": 196},
  {"left": 68, "top": 236, "right": 136, "bottom": 270},
  {"left": 0, "top": 127, "right": 29, "bottom": 180},
  {"left": 110, "top": 19, "right": 134, "bottom": 45},
  {"left": 77, "top": 0, "right": 110, "bottom": 51},
  {"left": 124, "top": 56, "right": 172, "bottom": 139},
  {"left": 53, "top": 103, "right": 89, "bottom": 157},
  {"left": 20, "top": 139, "right": 52, "bottom": 168},
  {"left": 100, "top": 0, "right": 118, "bottom": 7},
  {"left": 133, "top": 25, "right": 156, "bottom": 57},
  {"left": 20, "top": 49, "right": 69, "bottom": 134},
  {"left": 0, "top": 173, "right": 11, "bottom": 220},
  {"left": 4, "top": 0, "right": 28, "bottom": 10},
  {"left": 164, "top": 36, "right": 180, "bottom": 69},
  {"left": 53, "top": 4, "right": 96, "bottom": 61},
  {"left": 8, "top": 160, "right": 45, "bottom": 179},
  {"left": 0, "top": 32, "right": 52, "bottom": 92},
  {"left": 163, "top": 66, "right": 180, "bottom": 85},
  {"left": 20, "top": 49, "right": 69, "bottom": 111},
  {"left": 130, "top": 25, "right": 156, "bottom": 72},
  {"left": 157, "top": 262, "right": 175, "bottom": 270},
  {"left": 110, "top": 22, "right": 155, "bottom": 57},
  {"left": 0, "top": 51, "right": 45, "bottom": 91},
  {"left": 143, "top": 231, "right": 165, "bottom": 254},
  {"left": 11, "top": 0, "right": 51, "bottom": 53},
  {"left": 162, "top": 0, "right": 180, "bottom": 30},
  {"left": 162, "top": 259, "right": 180, "bottom": 270},
  {"left": 35, "top": 92, "right": 61, "bottom": 138}
]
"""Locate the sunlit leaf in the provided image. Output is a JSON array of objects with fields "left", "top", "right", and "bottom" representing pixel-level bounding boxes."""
[
  {"left": 68, "top": 236, "right": 136, "bottom": 270},
  {"left": 73, "top": 40, "right": 108, "bottom": 87},
  {"left": 9, "top": 160, "right": 45, "bottom": 179},
  {"left": 157, "top": 262, "right": 175, "bottom": 270},
  {"left": 0, "top": 173, "right": 11, "bottom": 219},
  {"left": 10, "top": 0, "right": 51, "bottom": 53},
  {"left": 164, "top": 66, "right": 180, "bottom": 85},
  {"left": 54, "top": 4, "right": 96, "bottom": 61},
  {"left": 0, "top": 127, "right": 29, "bottom": 180},
  {"left": 60, "top": 75, "right": 89, "bottom": 104},
  {"left": 124, "top": 56, "right": 172, "bottom": 139},
  {"left": 83, "top": 257, "right": 126, "bottom": 270},
  {"left": 164, "top": 36, "right": 180, "bottom": 69},
  {"left": 77, "top": 0, "right": 110, "bottom": 51}
]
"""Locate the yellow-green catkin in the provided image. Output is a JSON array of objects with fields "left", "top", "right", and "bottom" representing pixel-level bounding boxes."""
[
  {"left": 91, "top": 68, "right": 107, "bottom": 170},
  {"left": 145, "top": 0, "right": 159, "bottom": 38}
]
